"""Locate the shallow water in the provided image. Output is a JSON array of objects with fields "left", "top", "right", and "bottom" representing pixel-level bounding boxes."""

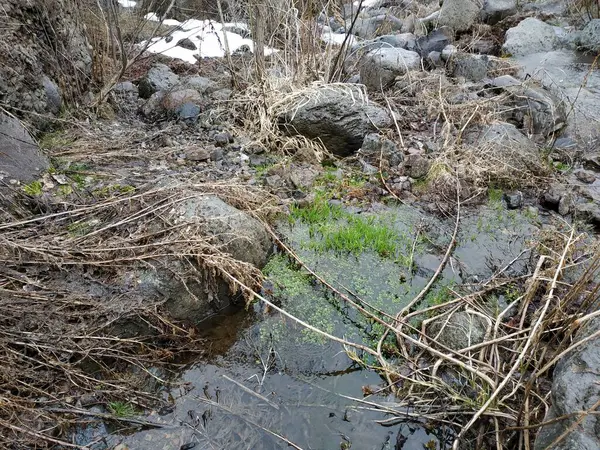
[{"left": 77, "top": 201, "right": 541, "bottom": 450}]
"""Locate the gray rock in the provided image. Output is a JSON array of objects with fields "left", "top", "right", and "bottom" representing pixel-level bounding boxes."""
[
  {"left": 465, "top": 122, "right": 543, "bottom": 172},
  {"left": 354, "top": 33, "right": 417, "bottom": 53},
  {"left": 437, "top": 0, "right": 481, "bottom": 32},
  {"left": 404, "top": 154, "right": 430, "bottom": 178},
  {"left": 534, "top": 317, "right": 600, "bottom": 449},
  {"left": 579, "top": 19, "right": 600, "bottom": 53},
  {"left": 113, "top": 81, "right": 138, "bottom": 96},
  {"left": 574, "top": 203, "right": 600, "bottom": 227},
  {"left": 140, "top": 196, "right": 272, "bottom": 324},
  {"left": 211, "top": 88, "right": 232, "bottom": 101},
  {"left": 503, "top": 191, "right": 523, "bottom": 209},
  {"left": 558, "top": 191, "right": 573, "bottom": 215},
  {"left": 575, "top": 169, "right": 596, "bottom": 184},
  {"left": 540, "top": 184, "right": 565, "bottom": 211},
  {"left": 184, "top": 147, "right": 210, "bottom": 161},
  {"left": 360, "top": 133, "right": 403, "bottom": 166},
  {"left": 427, "top": 51, "right": 443, "bottom": 68},
  {"left": 352, "top": 14, "right": 404, "bottom": 39},
  {"left": 448, "top": 53, "right": 490, "bottom": 81},
  {"left": 162, "top": 89, "right": 204, "bottom": 116},
  {"left": 279, "top": 86, "right": 392, "bottom": 156},
  {"left": 42, "top": 76, "right": 62, "bottom": 115},
  {"left": 175, "top": 103, "right": 201, "bottom": 122},
  {"left": 177, "top": 38, "right": 197, "bottom": 50},
  {"left": 0, "top": 113, "right": 49, "bottom": 184},
  {"left": 441, "top": 44, "right": 458, "bottom": 62},
  {"left": 141, "top": 91, "right": 166, "bottom": 119},
  {"left": 360, "top": 47, "right": 421, "bottom": 91},
  {"left": 138, "top": 64, "right": 180, "bottom": 99},
  {"left": 427, "top": 311, "right": 488, "bottom": 351},
  {"left": 489, "top": 75, "right": 567, "bottom": 137},
  {"left": 181, "top": 75, "right": 218, "bottom": 95},
  {"left": 480, "top": 0, "right": 517, "bottom": 25},
  {"left": 213, "top": 132, "right": 232, "bottom": 147},
  {"left": 288, "top": 164, "right": 320, "bottom": 189},
  {"left": 416, "top": 28, "right": 453, "bottom": 56},
  {"left": 503, "top": 18, "right": 560, "bottom": 56}
]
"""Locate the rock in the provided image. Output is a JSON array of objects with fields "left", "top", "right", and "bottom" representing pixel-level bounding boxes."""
[
  {"left": 480, "top": 0, "right": 517, "bottom": 25},
  {"left": 579, "top": 19, "right": 600, "bottom": 53},
  {"left": 140, "top": 91, "right": 165, "bottom": 119},
  {"left": 448, "top": 53, "right": 491, "bottom": 81},
  {"left": 352, "top": 14, "right": 404, "bottom": 39},
  {"left": 174, "top": 103, "right": 201, "bottom": 122},
  {"left": 583, "top": 152, "right": 600, "bottom": 171},
  {"left": 575, "top": 169, "right": 596, "bottom": 184},
  {"left": 184, "top": 148, "right": 211, "bottom": 161},
  {"left": 42, "top": 76, "right": 62, "bottom": 115},
  {"left": 213, "top": 131, "right": 232, "bottom": 147},
  {"left": 416, "top": 28, "right": 453, "bottom": 57},
  {"left": 211, "top": 88, "right": 232, "bottom": 101},
  {"left": 540, "top": 184, "right": 567, "bottom": 211},
  {"left": 162, "top": 89, "right": 204, "bottom": 115},
  {"left": 437, "top": 0, "right": 481, "bottom": 32},
  {"left": 279, "top": 86, "right": 392, "bottom": 156},
  {"left": 465, "top": 122, "right": 543, "bottom": 172},
  {"left": 558, "top": 192, "right": 573, "bottom": 215},
  {"left": 441, "top": 45, "right": 458, "bottom": 62},
  {"left": 0, "top": 113, "right": 49, "bottom": 184},
  {"left": 113, "top": 81, "right": 138, "bottom": 96},
  {"left": 138, "top": 64, "right": 180, "bottom": 99},
  {"left": 534, "top": 317, "right": 600, "bottom": 449},
  {"left": 177, "top": 38, "right": 197, "bottom": 50},
  {"left": 360, "top": 133, "right": 403, "bottom": 166},
  {"left": 574, "top": 203, "right": 600, "bottom": 227},
  {"left": 360, "top": 47, "right": 421, "bottom": 91},
  {"left": 287, "top": 164, "right": 320, "bottom": 189},
  {"left": 181, "top": 75, "right": 218, "bottom": 95},
  {"left": 488, "top": 75, "right": 567, "bottom": 137},
  {"left": 426, "top": 51, "right": 443, "bottom": 68},
  {"left": 354, "top": 33, "right": 417, "bottom": 53},
  {"left": 504, "top": 191, "right": 523, "bottom": 209},
  {"left": 427, "top": 311, "right": 488, "bottom": 351},
  {"left": 502, "top": 18, "right": 560, "bottom": 56},
  {"left": 404, "top": 154, "right": 430, "bottom": 178},
  {"left": 138, "top": 196, "right": 272, "bottom": 325}
]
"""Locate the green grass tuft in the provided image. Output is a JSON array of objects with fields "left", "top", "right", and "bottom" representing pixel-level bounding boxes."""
[
  {"left": 22, "top": 181, "right": 43, "bottom": 196},
  {"left": 108, "top": 401, "right": 137, "bottom": 418}
]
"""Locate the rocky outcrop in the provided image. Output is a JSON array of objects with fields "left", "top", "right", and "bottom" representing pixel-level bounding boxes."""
[
  {"left": 0, "top": 112, "right": 49, "bottom": 185},
  {"left": 0, "top": 0, "right": 92, "bottom": 128},
  {"left": 278, "top": 86, "right": 392, "bottom": 156},
  {"left": 502, "top": 18, "right": 560, "bottom": 56},
  {"left": 534, "top": 318, "right": 600, "bottom": 450}
]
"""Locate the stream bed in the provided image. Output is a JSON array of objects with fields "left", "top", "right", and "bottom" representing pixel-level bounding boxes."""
[{"left": 79, "top": 199, "right": 545, "bottom": 450}]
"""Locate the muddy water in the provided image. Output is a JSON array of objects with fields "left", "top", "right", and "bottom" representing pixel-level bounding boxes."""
[{"left": 78, "top": 201, "right": 541, "bottom": 450}]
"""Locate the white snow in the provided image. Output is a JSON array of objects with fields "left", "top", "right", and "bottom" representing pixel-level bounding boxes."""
[
  {"left": 321, "top": 30, "right": 355, "bottom": 46},
  {"left": 353, "top": 0, "right": 380, "bottom": 8},
  {"left": 117, "top": 0, "right": 137, "bottom": 7},
  {"left": 140, "top": 16, "right": 277, "bottom": 63}
]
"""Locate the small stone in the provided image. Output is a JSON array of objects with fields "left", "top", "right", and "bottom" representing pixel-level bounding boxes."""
[
  {"left": 185, "top": 147, "right": 210, "bottom": 161},
  {"left": 575, "top": 169, "right": 596, "bottom": 184},
  {"left": 265, "top": 174, "right": 283, "bottom": 187},
  {"left": 177, "top": 38, "right": 197, "bottom": 50},
  {"left": 503, "top": 191, "right": 523, "bottom": 209},
  {"left": 558, "top": 192, "right": 573, "bottom": 216},
  {"left": 249, "top": 154, "right": 267, "bottom": 167},
  {"left": 214, "top": 132, "right": 232, "bottom": 147},
  {"left": 210, "top": 148, "right": 224, "bottom": 161},
  {"left": 405, "top": 154, "right": 430, "bottom": 179}
]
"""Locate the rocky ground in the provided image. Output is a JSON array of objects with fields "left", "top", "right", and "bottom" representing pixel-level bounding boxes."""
[{"left": 1, "top": 0, "right": 600, "bottom": 448}]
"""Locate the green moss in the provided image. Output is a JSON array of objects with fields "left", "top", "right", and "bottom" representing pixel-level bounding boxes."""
[
  {"left": 22, "top": 180, "right": 43, "bottom": 196},
  {"left": 262, "top": 255, "right": 312, "bottom": 297},
  {"left": 92, "top": 184, "right": 136, "bottom": 198},
  {"left": 488, "top": 187, "right": 503, "bottom": 205}
]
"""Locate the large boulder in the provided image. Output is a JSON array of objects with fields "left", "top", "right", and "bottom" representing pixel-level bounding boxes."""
[
  {"left": 437, "top": 0, "right": 481, "bottom": 32},
  {"left": 0, "top": 0, "right": 91, "bottom": 127},
  {"left": 130, "top": 195, "right": 272, "bottom": 325},
  {"left": 578, "top": 19, "right": 600, "bottom": 53},
  {"left": 138, "top": 64, "right": 180, "bottom": 99},
  {"left": 360, "top": 47, "right": 421, "bottom": 91},
  {"left": 502, "top": 18, "right": 560, "bottom": 56},
  {"left": 279, "top": 86, "right": 392, "bottom": 156},
  {"left": 534, "top": 318, "right": 600, "bottom": 450},
  {"left": 0, "top": 113, "right": 49, "bottom": 184},
  {"left": 488, "top": 75, "right": 567, "bottom": 137}
]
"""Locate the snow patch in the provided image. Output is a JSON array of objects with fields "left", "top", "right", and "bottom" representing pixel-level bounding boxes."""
[
  {"left": 140, "top": 16, "right": 277, "bottom": 63},
  {"left": 118, "top": 0, "right": 137, "bottom": 7}
]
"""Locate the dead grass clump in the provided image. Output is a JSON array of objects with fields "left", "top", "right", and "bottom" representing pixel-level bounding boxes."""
[{"left": 0, "top": 182, "right": 279, "bottom": 448}]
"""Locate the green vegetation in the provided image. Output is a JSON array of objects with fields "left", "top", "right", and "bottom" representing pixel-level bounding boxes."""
[
  {"left": 38, "top": 130, "right": 74, "bottom": 150},
  {"left": 92, "top": 184, "right": 136, "bottom": 198},
  {"left": 487, "top": 187, "right": 503, "bottom": 205},
  {"left": 22, "top": 180, "right": 43, "bottom": 196},
  {"left": 108, "top": 401, "right": 137, "bottom": 418}
]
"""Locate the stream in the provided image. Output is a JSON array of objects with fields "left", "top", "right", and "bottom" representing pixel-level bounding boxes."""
[{"left": 78, "top": 200, "right": 542, "bottom": 450}]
